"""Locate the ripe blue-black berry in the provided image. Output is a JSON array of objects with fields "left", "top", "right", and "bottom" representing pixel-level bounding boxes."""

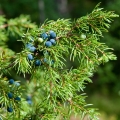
[
  {"left": 35, "top": 60, "right": 41, "bottom": 66},
  {"left": 14, "top": 96, "right": 21, "bottom": 101},
  {"left": 8, "top": 92, "right": 13, "bottom": 99},
  {"left": 41, "top": 33, "right": 48, "bottom": 40},
  {"left": 9, "top": 79, "right": 14, "bottom": 84},
  {"left": 27, "top": 54, "right": 33, "bottom": 60},
  {"left": 7, "top": 107, "right": 13, "bottom": 112},
  {"left": 29, "top": 46, "right": 36, "bottom": 52},
  {"left": 45, "top": 41, "right": 52, "bottom": 47},
  {"left": 49, "top": 30, "right": 56, "bottom": 38},
  {"left": 26, "top": 43, "right": 36, "bottom": 52},
  {"left": 50, "top": 39, "right": 56, "bottom": 45}
]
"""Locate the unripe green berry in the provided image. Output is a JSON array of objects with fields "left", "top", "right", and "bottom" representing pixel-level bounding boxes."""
[
  {"left": 38, "top": 38, "right": 44, "bottom": 43},
  {"left": 7, "top": 107, "right": 13, "bottom": 112},
  {"left": 80, "top": 34, "right": 86, "bottom": 39}
]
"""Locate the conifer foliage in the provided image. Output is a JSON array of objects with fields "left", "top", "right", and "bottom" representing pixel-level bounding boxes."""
[{"left": 0, "top": 4, "right": 119, "bottom": 120}]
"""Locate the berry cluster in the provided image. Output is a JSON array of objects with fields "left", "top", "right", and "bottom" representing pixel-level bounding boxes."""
[
  {"left": 44, "top": 30, "right": 56, "bottom": 47},
  {"left": 7, "top": 79, "right": 21, "bottom": 112},
  {"left": 27, "top": 30, "right": 57, "bottom": 66},
  {"left": 9, "top": 78, "right": 20, "bottom": 86}
]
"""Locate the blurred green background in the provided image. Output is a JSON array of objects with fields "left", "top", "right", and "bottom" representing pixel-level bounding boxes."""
[{"left": 0, "top": 0, "right": 120, "bottom": 119}]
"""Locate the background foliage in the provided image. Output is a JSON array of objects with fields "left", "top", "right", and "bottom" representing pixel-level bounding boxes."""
[{"left": 0, "top": 0, "right": 120, "bottom": 119}]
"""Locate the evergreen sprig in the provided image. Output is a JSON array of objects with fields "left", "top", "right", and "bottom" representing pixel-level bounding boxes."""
[{"left": 0, "top": 4, "right": 119, "bottom": 120}]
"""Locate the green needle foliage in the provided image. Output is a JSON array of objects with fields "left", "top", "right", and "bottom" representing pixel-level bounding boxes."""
[{"left": 0, "top": 4, "right": 119, "bottom": 120}]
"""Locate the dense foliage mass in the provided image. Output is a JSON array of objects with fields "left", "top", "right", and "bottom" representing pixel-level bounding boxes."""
[{"left": 0, "top": 4, "right": 119, "bottom": 120}]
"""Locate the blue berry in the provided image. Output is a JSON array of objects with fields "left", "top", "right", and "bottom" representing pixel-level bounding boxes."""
[
  {"left": 26, "top": 43, "right": 36, "bottom": 52},
  {"left": 9, "top": 79, "right": 14, "bottom": 84},
  {"left": 8, "top": 92, "right": 13, "bottom": 99},
  {"left": 14, "top": 82, "right": 20, "bottom": 86},
  {"left": 41, "top": 33, "right": 48, "bottom": 40},
  {"left": 49, "top": 30, "right": 56, "bottom": 38},
  {"left": 27, "top": 54, "right": 33, "bottom": 60},
  {"left": 50, "top": 39, "right": 56, "bottom": 45},
  {"left": 26, "top": 43, "right": 33, "bottom": 48},
  {"left": 14, "top": 96, "right": 21, "bottom": 101},
  {"left": 43, "top": 58, "right": 48, "bottom": 63},
  {"left": 29, "top": 46, "right": 36, "bottom": 52},
  {"left": 45, "top": 41, "right": 52, "bottom": 47},
  {"left": 27, "top": 100, "right": 32, "bottom": 105},
  {"left": 26, "top": 96, "right": 32, "bottom": 101},
  {"left": 26, "top": 96, "right": 32, "bottom": 105},
  {"left": 51, "top": 60, "right": 54, "bottom": 64},
  {"left": 35, "top": 60, "right": 41, "bottom": 66},
  {"left": 7, "top": 107, "right": 13, "bottom": 112}
]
